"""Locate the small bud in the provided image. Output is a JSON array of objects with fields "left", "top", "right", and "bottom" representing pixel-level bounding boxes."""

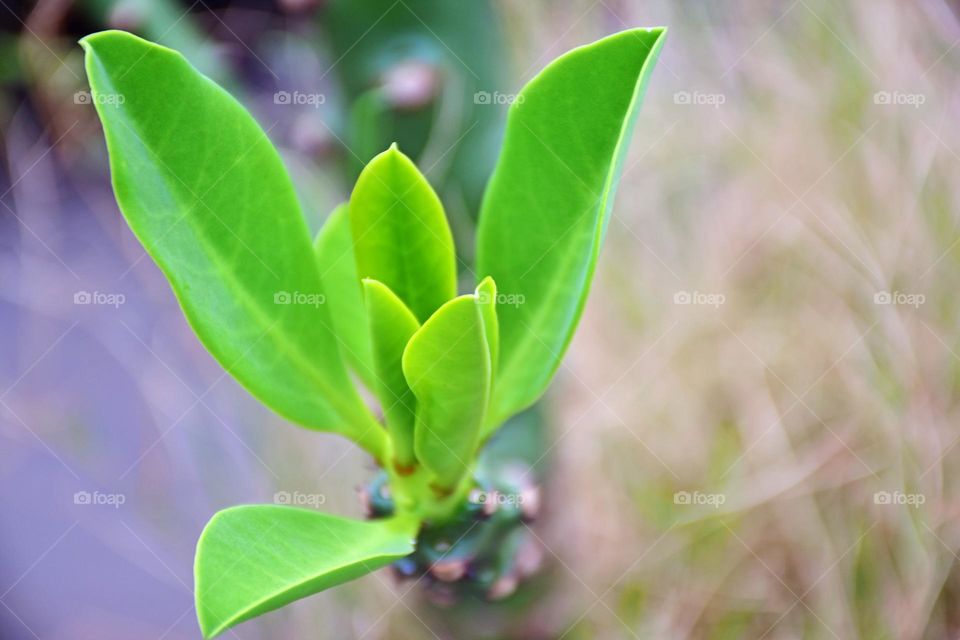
[
  {"left": 430, "top": 559, "right": 467, "bottom": 582},
  {"left": 380, "top": 61, "right": 440, "bottom": 111},
  {"left": 520, "top": 485, "right": 541, "bottom": 521},
  {"left": 108, "top": 2, "right": 143, "bottom": 32},
  {"left": 515, "top": 537, "right": 544, "bottom": 578},
  {"left": 487, "top": 573, "right": 519, "bottom": 601}
]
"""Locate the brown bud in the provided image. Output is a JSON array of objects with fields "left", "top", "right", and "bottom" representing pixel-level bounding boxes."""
[{"left": 430, "top": 559, "right": 467, "bottom": 582}]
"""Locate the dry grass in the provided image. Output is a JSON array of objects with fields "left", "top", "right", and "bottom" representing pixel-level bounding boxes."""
[{"left": 497, "top": 1, "right": 960, "bottom": 638}]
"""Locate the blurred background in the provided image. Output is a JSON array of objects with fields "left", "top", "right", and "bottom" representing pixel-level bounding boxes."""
[{"left": 2, "top": 0, "right": 960, "bottom": 638}]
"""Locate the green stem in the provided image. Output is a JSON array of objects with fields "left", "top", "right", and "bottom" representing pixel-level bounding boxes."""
[
  {"left": 351, "top": 410, "right": 389, "bottom": 466},
  {"left": 388, "top": 460, "right": 475, "bottom": 524}
]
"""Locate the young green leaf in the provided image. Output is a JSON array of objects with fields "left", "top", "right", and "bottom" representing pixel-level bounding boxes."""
[
  {"left": 349, "top": 144, "right": 457, "bottom": 322},
  {"left": 403, "top": 295, "right": 491, "bottom": 491},
  {"left": 475, "top": 276, "right": 500, "bottom": 384},
  {"left": 362, "top": 278, "right": 420, "bottom": 469},
  {"left": 476, "top": 28, "right": 667, "bottom": 427},
  {"left": 314, "top": 204, "right": 376, "bottom": 389},
  {"left": 81, "top": 31, "right": 385, "bottom": 459},
  {"left": 195, "top": 505, "right": 418, "bottom": 638}
]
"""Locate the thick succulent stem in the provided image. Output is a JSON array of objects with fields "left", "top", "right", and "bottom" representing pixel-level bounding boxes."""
[{"left": 364, "top": 460, "right": 542, "bottom": 602}]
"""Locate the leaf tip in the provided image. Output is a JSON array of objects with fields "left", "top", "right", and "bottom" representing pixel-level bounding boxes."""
[
  {"left": 359, "top": 277, "right": 380, "bottom": 296},
  {"left": 78, "top": 29, "right": 137, "bottom": 53},
  {"left": 475, "top": 275, "right": 496, "bottom": 293}
]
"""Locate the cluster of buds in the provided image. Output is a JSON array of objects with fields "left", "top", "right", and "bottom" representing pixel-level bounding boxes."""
[{"left": 359, "top": 464, "right": 545, "bottom": 604}]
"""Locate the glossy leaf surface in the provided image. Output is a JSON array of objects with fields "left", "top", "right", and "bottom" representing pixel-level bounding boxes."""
[
  {"left": 475, "top": 276, "right": 500, "bottom": 386},
  {"left": 195, "top": 506, "right": 417, "bottom": 637},
  {"left": 363, "top": 278, "right": 420, "bottom": 468},
  {"left": 314, "top": 204, "right": 375, "bottom": 389},
  {"left": 82, "top": 30, "right": 381, "bottom": 454},
  {"left": 403, "top": 295, "right": 490, "bottom": 490},
  {"left": 476, "top": 28, "right": 666, "bottom": 426},
  {"left": 349, "top": 144, "right": 457, "bottom": 322}
]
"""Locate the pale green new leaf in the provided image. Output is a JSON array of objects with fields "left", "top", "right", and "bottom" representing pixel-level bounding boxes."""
[
  {"left": 362, "top": 278, "right": 420, "bottom": 468},
  {"left": 349, "top": 144, "right": 457, "bottom": 322},
  {"left": 81, "top": 30, "right": 385, "bottom": 458},
  {"left": 475, "top": 277, "right": 500, "bottom": 439},
  {"left": 475, "top": 276, "right": 500, "bottom": 386},
  {"left": 314, "top": 204, "right": 375, "bottom": 389},
  {"left": 403, "top": 295, "right": 490, "bottom": 490},
  {"left": 476, "top": 28, "right": 666, "bottom": 427},
  {"left": 195, "top": 506, "right": 418, "bottom": 638}
]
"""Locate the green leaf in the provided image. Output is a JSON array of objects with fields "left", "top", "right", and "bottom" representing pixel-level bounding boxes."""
[
  {"left": 476, "top": 28, "right": 666, "bottom": 426},
  {"left": 362, "top": 278, "right": 420, "bottom": 469},
  {"left": 195, "top": 505, "right": 418, "bottom": 638},
  {"left": 314, "top": 204, "right": 375, "bottom": 390},
  {"left": 349, "top": 143, "right": 457, "bottom": 322},
  {"left": 403, "top": 295, "right": 491, "bottom": 490},
  {"left": 81, "top": 31, "right": 385, "bottom": 459},
  {"left": 475, "top": 276, "right": 500, "bottom": 384}
]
